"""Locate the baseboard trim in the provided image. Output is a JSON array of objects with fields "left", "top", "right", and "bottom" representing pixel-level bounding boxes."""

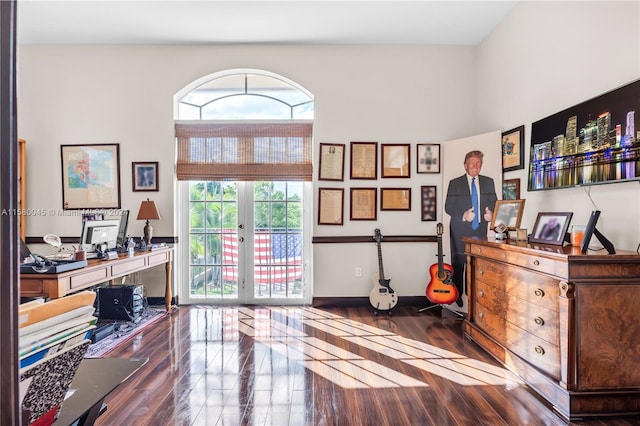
[
  {"left": 312, "top": 296, "right": 435, "bottom": 309},
  {"left": 147, "top": 296, "right": 178, "bottom": 307}
]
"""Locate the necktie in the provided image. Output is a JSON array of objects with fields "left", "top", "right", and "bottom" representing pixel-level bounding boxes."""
[{"left": 471, "top": 177, "right": 479, "bottom": 230}]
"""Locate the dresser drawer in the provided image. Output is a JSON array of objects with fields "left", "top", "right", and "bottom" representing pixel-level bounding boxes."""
[
  {"left": 476, "top": 302, "right": 560, "bottom": 379},
  {"left": 474, "top": 258, "right": 559, "bottom": 311},
  {"left": 474, "top": 299, "right": 506, "bottom": 343},
  {"left": 476, "top": 280, "right": 559, "bottom": 345},
  {"left": 468, "top": 243, "right": 563, "bottom": 277}
]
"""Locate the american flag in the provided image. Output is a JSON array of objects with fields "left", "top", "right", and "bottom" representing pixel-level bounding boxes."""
[{"left": 222, "top": 232, "right": 303, "bottom": 284}]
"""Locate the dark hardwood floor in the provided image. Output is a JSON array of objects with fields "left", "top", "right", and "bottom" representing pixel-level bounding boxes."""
[{"left": 92, "top": 304, "right": 640, "bottom": 426}]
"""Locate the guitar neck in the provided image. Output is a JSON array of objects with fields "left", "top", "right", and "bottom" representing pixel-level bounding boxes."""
[
  {"left": 437, "top": 235, "right": 444, "bottom": 273},
  {"left": 377, "top": 241, "right": 385, "bottom": 279}
]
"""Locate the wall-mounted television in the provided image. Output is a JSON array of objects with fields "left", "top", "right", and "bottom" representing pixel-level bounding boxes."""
[{"left": 528, "top": 79, "right": 640, "bottom": 191}]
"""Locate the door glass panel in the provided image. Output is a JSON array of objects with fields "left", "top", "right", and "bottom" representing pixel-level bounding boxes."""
[
  {"left": 253, "top": 181, "right": 303, "bottom": 299},
  {"left": 188, "top": 181, "right": 239, "bottom": 299}
]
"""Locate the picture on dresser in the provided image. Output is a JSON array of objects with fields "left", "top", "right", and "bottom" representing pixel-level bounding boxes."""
[
  {"left": 530, "top": 212, "right": 572, "bottom": 245},
  {"left": 490, "top": 199, "right": 525, "bottom": 230}
]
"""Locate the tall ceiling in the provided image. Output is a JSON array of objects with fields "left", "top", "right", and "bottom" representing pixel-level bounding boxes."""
[{"left": 17, "top": 1, "right": 518, "bottom": 45}]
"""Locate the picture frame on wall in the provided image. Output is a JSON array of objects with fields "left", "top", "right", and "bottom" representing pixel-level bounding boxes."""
[
  {"left": 380, "top": 188, "right": 411, "bottom": 211},
  {"left": 350, "top": 188, "right": 377, "bottom": 220},
  {"left": 381, "top": 144, "right": 410, "bottom": 178},
  {"left": 530, "top": 212, "right": 573, "bottom": 246},
  {"left": 318, "top": 143, "right": 345, "bottom": 181},
  {"left": 420, "top": 185, "right": 437, "bottom": 221},
  {"left": 502, "top": 178, "right": 520, "bottom": 200},
  {"left": 502, "top": 125, "right": 525, "bottom": 172},
  {"left": 132, "top": 161, "right": 159, "bottom": 192},
  {"left": 318, "top": 188, "right": 344, "bottom": 225},
  {"left": 60, "top": 143, "right": 121, "bottom": 210},
  {"left": 350, "top": 142, "right": 377, "bottom": 179},
  {"left": 416, "top": 144, "right": 440, "bottom": 173}
]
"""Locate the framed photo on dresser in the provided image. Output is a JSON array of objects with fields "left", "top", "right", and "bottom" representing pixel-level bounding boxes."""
[{"left": 530, "top": 212, "right": 572, "bottom": 246}]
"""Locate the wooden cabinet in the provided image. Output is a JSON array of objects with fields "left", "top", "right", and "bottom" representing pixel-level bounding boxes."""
[{"left": 463, "top": 237, "right": 640, "bottom": 421}]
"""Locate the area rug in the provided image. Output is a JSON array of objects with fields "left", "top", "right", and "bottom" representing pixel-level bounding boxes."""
[{"left": 84, "top": 307, "right": 168, "bottom": 358}]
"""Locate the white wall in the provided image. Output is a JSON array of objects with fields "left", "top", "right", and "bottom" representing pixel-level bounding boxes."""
[
  {"left": 475, "top": 0, "right": 640, "bottom": 250},
  {"left": 18, "top": 45, "right": 477, "bottom": 298}
]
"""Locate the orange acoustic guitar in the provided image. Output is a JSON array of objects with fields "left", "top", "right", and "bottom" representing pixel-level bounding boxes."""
[{"left": 425, "top": 223, "right": 458, "bottom": 305}]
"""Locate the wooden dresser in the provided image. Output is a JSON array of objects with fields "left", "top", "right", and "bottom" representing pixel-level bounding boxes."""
[{"left": 462, "top": 237, "right": 640, "bottom": 421}]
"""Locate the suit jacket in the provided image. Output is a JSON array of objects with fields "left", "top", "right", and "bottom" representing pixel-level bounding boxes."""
[{"left": 445, "top": 174, "right": 497, "bottom": 255}]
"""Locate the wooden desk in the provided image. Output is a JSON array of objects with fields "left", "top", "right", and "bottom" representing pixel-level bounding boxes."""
[
  {"left": 20, "top": 248, "right": 173, "bottom": 312},
  {"left": 55, "top": 357, "right": 148, "bottom": 426}
]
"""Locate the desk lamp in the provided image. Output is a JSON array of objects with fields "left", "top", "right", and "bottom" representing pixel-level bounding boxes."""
[{"left": 137, "top": 198, "right": 160, "bottom": 247}]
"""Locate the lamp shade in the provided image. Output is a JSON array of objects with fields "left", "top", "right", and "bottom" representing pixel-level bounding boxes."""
[{"left": 137, "top": 198, "right": 160, "bottom": 221}]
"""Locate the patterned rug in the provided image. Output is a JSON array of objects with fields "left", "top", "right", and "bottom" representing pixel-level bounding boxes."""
[{"left": 84, "top": 307, "right": 167, "bottom": 358}]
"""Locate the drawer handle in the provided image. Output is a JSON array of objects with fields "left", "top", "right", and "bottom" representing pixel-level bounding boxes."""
[
  {"left": 478, "top": 269, "right": 484, "bottom": 276},
  {"left": 479, "top": 290, "right": 484, "bottom": 297},
  {"left": 534, "top": 316, "right": 545, "bottom": 326},
  {"left": 533, "top": 259, "right": 540, "bottom": 266},
  {"left": 534, "top": 288, "right": 544, "bottom": 298},
  {"left": 478, "top": 311, "right": 484, "bottom": 319},
  {"left": 535, "top": 345, "right": 545, "bottom": 355},
  {"left": 501, "top": 253, "right": 506, "bottom": 258},
  {"left": 477, "top": 247, "right": 482, "bottom": 253}
]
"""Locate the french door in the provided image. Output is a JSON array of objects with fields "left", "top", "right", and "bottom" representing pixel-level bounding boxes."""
[{"left": 180, "top": 180, "right": 309, "bottom": 305}]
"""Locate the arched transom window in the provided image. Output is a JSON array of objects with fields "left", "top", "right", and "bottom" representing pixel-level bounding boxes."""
[{"left": 177, "top": 71, "right": 313, "bottom": 120}]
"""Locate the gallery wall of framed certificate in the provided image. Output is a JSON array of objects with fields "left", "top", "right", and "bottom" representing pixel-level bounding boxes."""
[{"left": 317, "top": 141, "right": 442, "bottom": 226}]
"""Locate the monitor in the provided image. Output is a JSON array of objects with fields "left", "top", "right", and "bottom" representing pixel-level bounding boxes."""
[
  {"left": 80, "top": 219, "right": 121, "bottom": 253},
  {"left": 580, "top": 210, "right": 616, "bottom": 254},
  {"left": 115, "top": 210, "right": 130, "bottom": 249}
]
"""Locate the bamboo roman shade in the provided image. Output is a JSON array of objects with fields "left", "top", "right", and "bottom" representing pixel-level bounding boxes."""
[{"left": 175, "top": 121, "right": 313, "bottom": 181}]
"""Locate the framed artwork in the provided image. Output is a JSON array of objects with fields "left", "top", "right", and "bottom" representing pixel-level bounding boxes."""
[
  {"left": 381, "top": 144, "right": 410, "bottom": 178},
  {"left": 318, "top": 143, "right": 345, "bottom": 181},
  {"left": 490, "top": 199, "right": 525, "bottom": 230},
  {"left": 420, "top": 186, "right": 437, "bottom": 221},
  {"left": 350, "top": 142, "right": 377, "bottom": 179},
  {"left": 502, "top": 125, "right": 525, "bottom": 172},
  {"left": 132, "top": 161, "right": 159, "bottom": 192},
  {"left": 502, "top": 178, "right": 520, "bottom": 200},
  {"left": 529, "top": 79, "right": 640, "bottom": 191},
  {"left": 530, "top": 212, "right": 573, "bottom": 246},
  {"left": 60, "top": 144, "right": 121, "bottom": 210},
  {"left": 318, "top": 188, "right": 344, "bottom": 225},
  {"left": 350, "top": 188, "right": 377, "bottom": 221},
  {"left": 417, "top": 144, "right": 440, "bottom": 173},
  {"left": 380, "top": 188, "right": 411, "bottom": 211}
]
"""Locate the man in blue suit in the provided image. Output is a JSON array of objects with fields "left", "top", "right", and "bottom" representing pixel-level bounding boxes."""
[{"left": 445, "top": 150, "right": 497, "bottom": 306}]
